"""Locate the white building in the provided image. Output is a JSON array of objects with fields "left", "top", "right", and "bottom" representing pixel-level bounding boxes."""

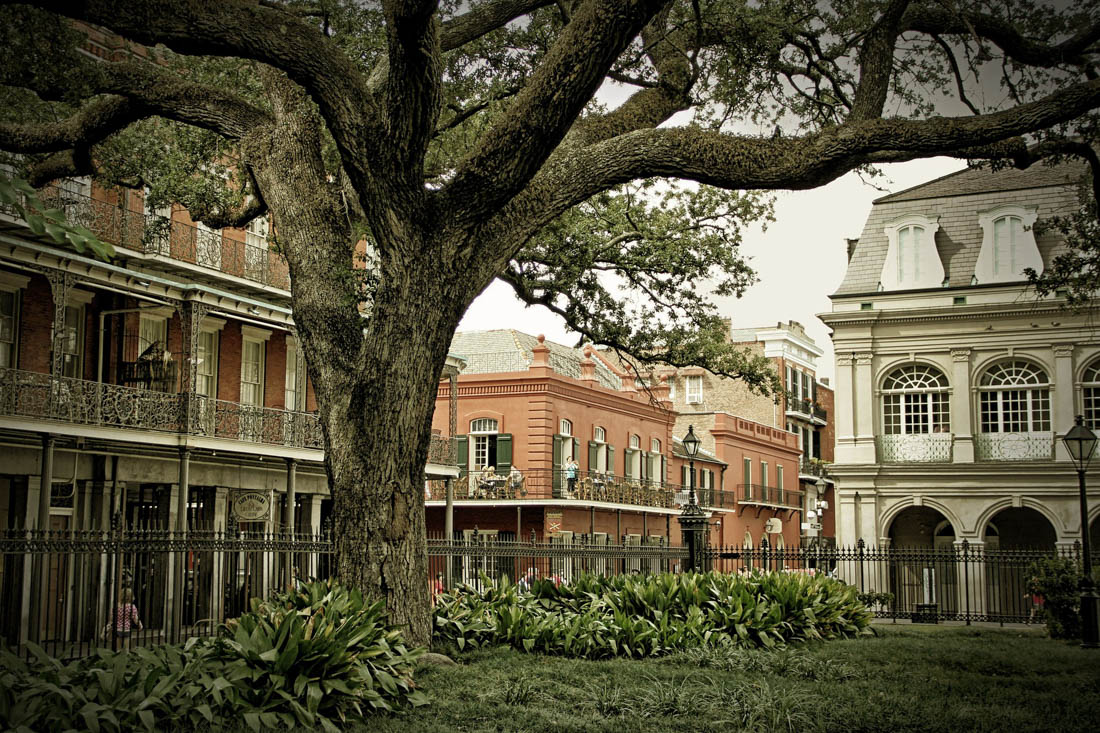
[{"left": 822, "top": 160, "right": 1100, "bottom": 556}]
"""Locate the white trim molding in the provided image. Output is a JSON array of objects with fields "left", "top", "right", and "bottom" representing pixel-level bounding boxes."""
[
  {"left": 880, "top": 214, "right": 943, "bottom": 291},
  {"left": 975, "top": 205, "right": 1041, "bottom": 285}
]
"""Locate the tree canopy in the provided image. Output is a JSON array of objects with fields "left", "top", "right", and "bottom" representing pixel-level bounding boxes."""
[{"left": 2, "top": 0, "right": 1099, "bottom": 643}]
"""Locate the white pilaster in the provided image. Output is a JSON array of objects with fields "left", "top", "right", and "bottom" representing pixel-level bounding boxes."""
[
  {"left": 951, "top": 348, "right": 974, "bottom": 462},
  {"left": 1053, "top": 344, "right": 1076, "bottom": 462}
]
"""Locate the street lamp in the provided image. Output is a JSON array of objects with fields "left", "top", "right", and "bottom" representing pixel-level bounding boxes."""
[
  {"left": 1062, "top": 415, "right": 1099, "bottom": 648},
  {"left": 683, "top": 425, "right": 701, "bottom": 506}
]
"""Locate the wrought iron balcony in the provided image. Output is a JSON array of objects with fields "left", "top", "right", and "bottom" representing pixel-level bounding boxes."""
[
  {"left": 876, "top": 433, "right": 954, "bottom": 463},
  {"left": 975, "top": 431, "right": 1054, "bottom": 461},
  {"left": 0, "top": 367, "right": 322, "bottom": 451},
  {"left": 425, "top": 468, "right": 735, "bottom": 511},
  {"left": 798, "top": 457, "right": 831, "bottom": 478},
  {"left": 21, "top": 188, "right": 291, "bottom": 290},
  {"left": 785, "top": 397, "right": 812, "bottom": 417},
  {"left": 812, "top": 404, "right": 827, "bottom": 422},
  {"left": 736, "top": 483, "right": 804, "bottom": 511}
]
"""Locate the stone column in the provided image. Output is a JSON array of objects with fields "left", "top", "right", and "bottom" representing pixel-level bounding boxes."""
[
  {"left": 163, "top": 482, "right": 180, "bottom": 638},
  {"left": 834, "top": 354, "right": 857, "bottom": 463},
  {"left": 171, "top": 449, "right": 191, "bottom": 639},
  {"left": 1053, "top": 344, "right": 1076, "bottom": 462},
  {"left": 853, "top": 352, "right": 876, "bottom": 463},
  {"left": 950, "top": 349, "right": 974, "bottom": 462},
  {"left": 211, "top": 487, "right": 229, "bottom": 625}
]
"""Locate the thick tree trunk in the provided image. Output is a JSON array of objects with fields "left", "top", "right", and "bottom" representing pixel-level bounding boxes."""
[{"left": 246, "top": 77, "right": 472, "bottom": 646}]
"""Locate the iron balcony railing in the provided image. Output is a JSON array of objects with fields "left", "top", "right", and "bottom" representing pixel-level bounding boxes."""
[
  {"left": 786, "top": 397, "right": 827, "bottom": 423},
  {"left": 974, "top": 431, "right": 1054, "bottom": 461},
  {"left": 812, "top": 404, "right": 827, "bottom": 422},
  {"left": 736, "top": 483, "right": 804, "bottom": 511},
  {"left": 798, "top": 457, "right": 831, "bottom": 478},
  {"left": 29, "top": 188, "right": 291, "bottom": 290},
  {"left": 426, "top": 467, "right": 738, "bottom": 511},
  {"left": 876, "top": 433, "right": 954, "bottom": 463},
  {"left": 0, "top": 367, "right": 323, "bottom": 451}
]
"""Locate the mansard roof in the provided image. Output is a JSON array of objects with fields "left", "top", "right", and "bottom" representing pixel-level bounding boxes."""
[{"left": 835, "top": 159, "right": 1086, "bottom": 297}]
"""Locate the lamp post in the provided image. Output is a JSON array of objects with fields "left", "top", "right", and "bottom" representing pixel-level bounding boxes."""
[
  {"left": 1061, "top": 415, "right": 1099, "bottom": 648},
  {"left": 678, "top": 425, "right": 706, "bottom": 572}
]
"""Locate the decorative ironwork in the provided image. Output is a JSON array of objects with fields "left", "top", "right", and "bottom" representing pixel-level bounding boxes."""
[
  {"left": 0, "top": 367, "right": 322, "bottom": 450},
  {"left": 975, "top": 431, "right": 1054, "bottom": 461},
  {"left": 736, "top": 483, "right": 804, "bottom": 510},
  {"left": 876, "top": 433, "right": 954, "bottom": 463},
  {"left": 29, "top": 188, "right": 291, "bottom": 290}
]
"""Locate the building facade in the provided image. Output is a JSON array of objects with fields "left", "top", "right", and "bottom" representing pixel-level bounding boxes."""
[
  {"left": 429, "top": 330, "right": 805, "bottom": 562},
  {"left": 822, "top": 160, "right": 1100, "bottom": 557},
  {"left": 0, "top": 175, "right": 462, "bottom": 646},
  {"left": 648, "top": 320, "right": 836, "bottom": 544}
]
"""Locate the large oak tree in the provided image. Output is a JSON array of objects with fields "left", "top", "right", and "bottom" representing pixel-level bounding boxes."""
[{"left": 2, "top": 0, "right": 1099, "bottom": 645}]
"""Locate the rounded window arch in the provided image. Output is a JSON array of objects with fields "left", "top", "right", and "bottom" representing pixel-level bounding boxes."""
[
  {"left": 1082, "top": 358, "right": 1100, "bottom": 429},
  {"left": 470, "top": 418, "right": 498, "bottom": 434},
  {"left": 594, "top": 426, "right": 606, "bottom": 443},
  {"left": 629, "top": 434, "right": 640, "bottom": 449},
  {"left": 978, "top": 360, "right": 1051, "bottom": 433},
  {"left": 881, "top": 364, "right": 950, "bottom": 435}
]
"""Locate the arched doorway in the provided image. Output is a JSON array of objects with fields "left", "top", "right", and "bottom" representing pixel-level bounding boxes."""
[
  {"left": 983, "top": 507, "right": 1056, "bottom": 551},
  {"left": 888, "top": 506, "right": 955, "bottom": 549},
  {"left": 886, "top": 507, "right": 958, "bottom": 618},
  {"left": 983, "top": 507, "right": 1056, "bottom": 620}
]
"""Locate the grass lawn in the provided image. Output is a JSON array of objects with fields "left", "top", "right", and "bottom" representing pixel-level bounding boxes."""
[{"left": 361, "top": 626, "right": 1100, "bottom": 733}]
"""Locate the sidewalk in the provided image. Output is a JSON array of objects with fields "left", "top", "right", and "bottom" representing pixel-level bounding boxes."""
[{"left": 870, "top": 617, "right": 1043, "bottom": 632}]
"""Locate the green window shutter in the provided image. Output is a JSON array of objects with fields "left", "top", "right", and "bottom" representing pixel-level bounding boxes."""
[
  {"left": 661, "top": 455, "right": 667, "bottom": 484},
  {"left": 588, "top": 441, "right": 598, "bottom": 471},
  {"left": 495, "top": 434, "right": 513, "bottom": 473},
  {"left": 681, "top": 465, "right": 688, "bottom": 485},
  {"left": 623, "top": 449, "right": 634, "bottom": 479},
  {"left": 573, "top": 438, "right": 580, "bottom": 463},
  {"left": 607, "top": 445, "right": 614, "bottom": 474},
  {"left": 552, "top": 435, "right": 563, "bottom": 496},
  {"left": 456, "top": 435, "right": 468, "bottom": 473}
]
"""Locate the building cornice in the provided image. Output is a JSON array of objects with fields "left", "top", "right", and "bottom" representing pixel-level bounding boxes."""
[{"left": 819, "top": 299, "right": 1070, "bottom": 328}]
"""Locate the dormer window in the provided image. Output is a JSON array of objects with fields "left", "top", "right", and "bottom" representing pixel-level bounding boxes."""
[
  {"left": 975, "top": 206, "right": 1041, "bottom": 284},
  {"left": 880, "top": 214, "right": 943, "bottom": 290}
]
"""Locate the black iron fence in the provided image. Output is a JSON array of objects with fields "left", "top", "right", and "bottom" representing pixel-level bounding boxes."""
[
  {"left": 3, "top": 528, "right": 1093, "bottom": 660},
  {"left": 705, "top": 538, "right": 1096, "bottom": 626}
]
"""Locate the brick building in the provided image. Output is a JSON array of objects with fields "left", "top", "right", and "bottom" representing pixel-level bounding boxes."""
[{"left": 428, "top": 330, "right": 805, "bottom": 570}]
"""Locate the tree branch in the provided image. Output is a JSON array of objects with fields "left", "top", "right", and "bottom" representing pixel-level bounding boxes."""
[
  {"left": 441, "top": 0, "right": 666, "bottom": 230},
  {"left": 440, "top": 0, "right": 554, "bottom": 51},
  {"left": 0, "top": 95, "right": 146, "bottom": 153},
  {"left": 848, "top": 0, "right": 910, "bottom": 121}
]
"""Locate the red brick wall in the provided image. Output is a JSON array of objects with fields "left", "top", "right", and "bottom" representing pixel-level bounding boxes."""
[
  {"left": 265, "top": 332, "right": 287, "bottom": 409},
  {"left": 19, "top": 274, "right": 52, "bottom": 374},
  {"left": 218, "top": 322, "right": 242, "bottom": 403},
  {"left": 817, "top": 381, "right": 835, "bottom": 462}
]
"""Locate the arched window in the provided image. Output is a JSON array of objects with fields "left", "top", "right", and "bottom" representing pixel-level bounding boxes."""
[
  {"left": 629, "top": 434, "right": 640, "bottom": 449},
  {"left": 469, "top": 418, "right": 499, "bottom": 470},
  {"left": 1083, "top": 360, "right": 1100, "bottom": 429},
  {"left": 992, "top": 215, "right": 1023, "bottom": 278},
  {"left": 979, "top": 361, "right": 1051, "bottom": 433},
  {"left": 594, "top": 426, "right": 606, "bottom": 442},
  {"left": 593, "top": 426, "right": 608, "bottom": 472},
  {"left": 651, "top": 438, "right": 661, "bottom": 453},
  {"left": 882, "top": 365, "right": 950, "bottom": 434},
  {"left": 896, "top": 225, "right": 924, "bottom": 284},
  {"left": 560, "top": 419, "right": 572, "bottom": 436}
]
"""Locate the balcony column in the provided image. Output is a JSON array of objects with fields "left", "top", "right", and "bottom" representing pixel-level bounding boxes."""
[
  {"left": 178, "top": 301, "right": 211, "bottom": 434},
  {"left": 211, "top": 486, "right": 229, "bottom": 625},
  {"left": 307, "top": 494, "right": 323, "bottom": 578},
  {"left": 1052, "top": 344, "right": 1076, "bottom": 462},
  {"left": 834, "top": 354, "right": 857, "bottom": 463},
  {"left": 43, "top": 270, "right": 75, "bottom": 379},
  {"left": 171, "top": 448, "right": 191, "bottom": 641},
  {"left": 951, "top": 349, "right": 974, "bottom": 462},
  {"left": 294, "top": 333, "right": 306, "bottom": 411},
  {"left": 283, "top": 458, "right": 297, "bottom": 588}
]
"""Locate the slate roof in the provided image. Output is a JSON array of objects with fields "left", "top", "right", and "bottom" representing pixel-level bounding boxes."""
[
  {"left": 835, "top": 159, "right": 1087, "bottom": 296},
  {"left": 449, "top": 329, "right": 622, "bottom": 390}
]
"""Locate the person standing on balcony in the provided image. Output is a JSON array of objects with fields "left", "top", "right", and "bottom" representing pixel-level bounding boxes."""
[{"left": 565, "top": 457, "right": 578, "bottom": 497}]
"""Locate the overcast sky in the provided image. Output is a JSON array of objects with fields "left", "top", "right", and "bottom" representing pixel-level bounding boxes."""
[{"left": 458, "top": 156, "right": 967, "bottom": 383}]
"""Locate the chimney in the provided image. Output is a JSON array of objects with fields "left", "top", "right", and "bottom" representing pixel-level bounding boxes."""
[{"left": 580, "top": 345, "right": 597, "bottom": 382}]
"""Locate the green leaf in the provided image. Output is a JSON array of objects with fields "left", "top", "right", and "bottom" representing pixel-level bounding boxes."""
[{"left": 243, "top": 712, "right": 261, "bottom": 732}]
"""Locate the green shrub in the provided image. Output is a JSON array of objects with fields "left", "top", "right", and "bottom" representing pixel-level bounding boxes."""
[
  {"left": 433, "top": 571, "right": 870, "bottom": 659},
  {"left": 1026, "top": 556, "right": 1089, "bottom": 639},
  {"left": 0, "top": 580, "right": 425, "bottom": 733}
]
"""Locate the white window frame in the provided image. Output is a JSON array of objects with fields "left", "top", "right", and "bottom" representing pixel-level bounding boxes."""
[
  {"left": 560, "top": 419, "right": 572, "bottom": 436},
  {"left": 470, "top": 418, "right": 499, "bottom": 472},
  {"left": 593, "top": 426, "right": 607, "bottom": 473},
  {"left": 685, "top": 374, "right": 703, "bottom": 403},
  {"left": 0, "top": 272, "right": 29, "bottom": 370},
  {"left": 880, "top": 214, "right": 943, "bottom": 290},
  {"left": 978, "top": 360, "right": 1051, "bottom": 433},
  {"left": 60, "top": 291, "right": 93, "bottom": 379},
  {"left": 975, "top": 206, "right": 1041, "bottom": 284},
  {"left": 881, "top": 364, "right": 951, "bottom": 435},
  {"left": 284, "top": 334, "right": 299, "bottom": 410},
  {"left": 244, "top": 216, "right": 270, "bottom": 281},
  {"left": 239, "top": 326, "right": 271, "bottom": 408},
  {"left": 1083, "top": 359, "right": 1100, "bottom": 429}
]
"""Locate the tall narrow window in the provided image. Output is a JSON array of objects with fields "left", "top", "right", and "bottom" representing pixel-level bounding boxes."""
[
  {"left": 1083, "top": 360, "right": 1100, "bottom": 429},
  {"left": 61, "top": 304, "right": 83, "bottom": 379},
  {"left": 240, "top": 339, "right": 265, "bottom": 406},
  {"left": 978, "top": 361, "right": 1050, "bottom": 433},
  {"left": 742, "top": 457, "right": 751, "bottom": 499},
  {"left": 196, "top": 330, "right": 218, "bottom": 398},
  {"left": 560, "top": 419, "right": 574, "bottom": 462},
  {"left": 882, "top": 364, "right": 950, "bottom": 434},
  {"left": 686, "top": 375, "right": 703, "bottom": 403},
  {"left": 593, "top": 426, "right": 608, "bottom": 472},
  {"left": 245, "top": 216, "right": 270, "bottom": 282},
  {"left": 138, "top": 315, "right": 167, "bottom": 357},
  {"left": 0, "top": 289, "right": 18, "bottom": 369},
  {"left": 470, "top": 418, "right": 499, "bottom": 471},
  {"left": 760, "top": 461, "right": 768, "bottom": 488},
  {"left": 284, "top": 335, "right": 299, "bottom": 410},
  {"left": 896, "top": 225, "right": 923, "bottom": 284},
  {"left": 992, "top": 215, "right": 1022, "bottom": 277}
]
